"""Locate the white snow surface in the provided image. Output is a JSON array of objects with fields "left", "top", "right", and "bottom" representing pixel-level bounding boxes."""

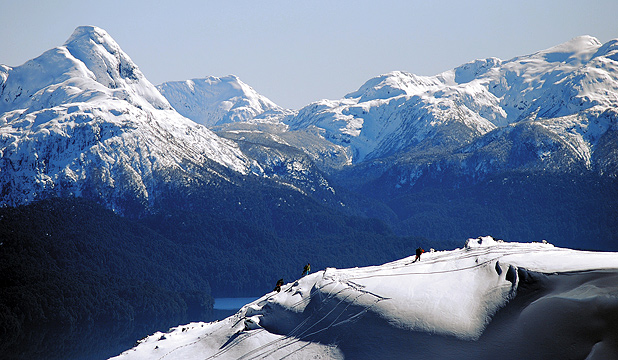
[
  {"left": 157, "top": 75, "right": 293, "bottom": 127},
  {"left": 111, "top": 237, "right": 618, "bottom": 360},
  {"left": 0, "top": 26, "right": 252, "bottom": 208}
]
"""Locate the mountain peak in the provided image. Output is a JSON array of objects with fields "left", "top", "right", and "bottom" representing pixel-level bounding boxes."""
[
  {"left": 63, "top": 25, "right": 143, "bottom": 85},
  {"left": 560, "top": 35, "right": 602, "bottom": 48},
  {"left": 157, "top": 75, "right": 287, "bottom": 126},
  {"left": 531, "top": 35, "right": 602, "bottom": 64},
  {"left": 61, "top": 26, "right": 171, "bottom": 110},
  {"left": 344, "top": 70, "right": 445, "bottom": 102},
  {"left": 0, "top": 26, "right": 172, "bottom": 114},
  {"left": 0, "top": 26, "right": 252, "bottom": 210},
  {"left": 65, "top": 25, "right": 115, "bottom": 46}
]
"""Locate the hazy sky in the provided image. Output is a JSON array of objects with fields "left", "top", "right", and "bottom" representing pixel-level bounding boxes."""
[{"left": 1, "top": 0, "right": 617, "bottom": 109}]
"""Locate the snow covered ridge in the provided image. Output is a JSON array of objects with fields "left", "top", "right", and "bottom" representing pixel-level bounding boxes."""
[
  {"left": 283, "top": 35, "right": 618, "bottom": 171},
  {"left": 112, "top": 237, "right": 618, "bottom": 359},
  {"left": 0, "top": 26, "right": 253, "bottom": 210},
  {"left": 157, "top": 75, "right": 293, "bottom": 127},
  {"left": 153, "top": 34, "right": 618, "bottom": 180}
]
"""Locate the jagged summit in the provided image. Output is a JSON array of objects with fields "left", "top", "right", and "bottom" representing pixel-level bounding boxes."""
[
  {"left": 0, "top": 25, "right": 171, "bottom": 114},
  {"left": 63, "top": 25, "right": 171, "bottom": 110},
  {"left": 65, "top": 25, "right": 113, "bottom": 44},
  {"left": 0, "top": 26, "right": 251, "bottom": 212}
]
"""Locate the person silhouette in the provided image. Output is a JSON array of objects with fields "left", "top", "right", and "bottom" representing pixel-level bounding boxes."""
[
  {"left": 301, "top": 263, "right": 311, "bottom": 277},
  {"left": 413, "top": 248, "right": 424, "bottom": 262}
]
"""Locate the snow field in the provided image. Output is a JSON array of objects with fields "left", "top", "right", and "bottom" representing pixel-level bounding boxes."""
[{"left": 111, "top": 237, "right": 618, "bottom": 359}]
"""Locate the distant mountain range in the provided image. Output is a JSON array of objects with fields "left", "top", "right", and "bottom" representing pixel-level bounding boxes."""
[
  {"left": 2, "top": 27, "right": 617, "bottom": 212},
  {"left": 183, "top": 36, "right": 618, "bottom": 186}
]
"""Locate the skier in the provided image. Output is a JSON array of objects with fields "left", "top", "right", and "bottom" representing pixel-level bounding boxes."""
[
  {"left": 301, "top": 263, "right": 311, "bottom": 277},
  {"left": 413, "top": 247, "right": 425, "bottom": 262},
  {"left": 274, "top": 278, "right": 284, "bottom": 292}
]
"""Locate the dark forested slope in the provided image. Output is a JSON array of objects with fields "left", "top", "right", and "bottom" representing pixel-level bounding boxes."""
[
  {"left": 0, "top": 198, "right": 213, "bottom": 347},
  {"left": 0, "top": 183, "right": 425, "bottom": 346}
]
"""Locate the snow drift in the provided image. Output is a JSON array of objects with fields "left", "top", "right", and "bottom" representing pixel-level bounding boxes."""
[{"left": 112, "top": 237, "right": 618, "bottom": 359}]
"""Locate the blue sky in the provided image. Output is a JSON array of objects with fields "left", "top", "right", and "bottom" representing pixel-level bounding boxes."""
[{"left": 1, "top": 0, "right": 617, "bottom": 109}]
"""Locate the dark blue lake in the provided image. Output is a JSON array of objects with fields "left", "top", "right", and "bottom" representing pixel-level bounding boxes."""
[{"left": 214, "top": 297, "right": 259, "bottom": 310}]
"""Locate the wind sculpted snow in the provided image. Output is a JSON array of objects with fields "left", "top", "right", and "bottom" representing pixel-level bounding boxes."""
[{"left": 111, "top": 237, "right": 618, "bottom": 359}]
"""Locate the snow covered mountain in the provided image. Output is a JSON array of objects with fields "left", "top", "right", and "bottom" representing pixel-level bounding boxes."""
[
  {"left": 111, "top": 237, "right": 618, "bottom": 359},
  {"left": 0, "top": 26, "right": 254, "bottom": 213},
  {"left": 155, "top": 77, "right": 344, "bottom": 195},
  {"left": 281, "top": 35, "right": 618, "bottom": 183},
  {"left": 156, "top": 35, "right": 617, "bottom": 195},
  {"left": 126, "top": 35, "right": 618, "bottom": 178},
  {"left": 1, "top": 28, "right": 616, "bottom": 233},
  {"left": 157, "top": 75, "right": 293, "bottom": 127}
]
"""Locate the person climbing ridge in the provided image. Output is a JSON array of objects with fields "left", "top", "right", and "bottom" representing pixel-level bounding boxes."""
[
  {"left": 274, "top": 278, "right": 284, "bottom": 292},
  {"left": 413, "top": 247, "right": 425, "bottom": 262},
  {"left": 301, "top": 263, "right": 311, "bottom": 277}
]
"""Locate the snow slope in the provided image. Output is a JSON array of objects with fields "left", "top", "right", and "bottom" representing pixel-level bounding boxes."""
[
  {"left": 112, "top": 237, "right": 618, "bottom": 359},
  {"left": 157, "top": 75, "right": 293, "bottom": 127},
  {"left": 0, "top": 26, "right": 252, "bottom": 211}
]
